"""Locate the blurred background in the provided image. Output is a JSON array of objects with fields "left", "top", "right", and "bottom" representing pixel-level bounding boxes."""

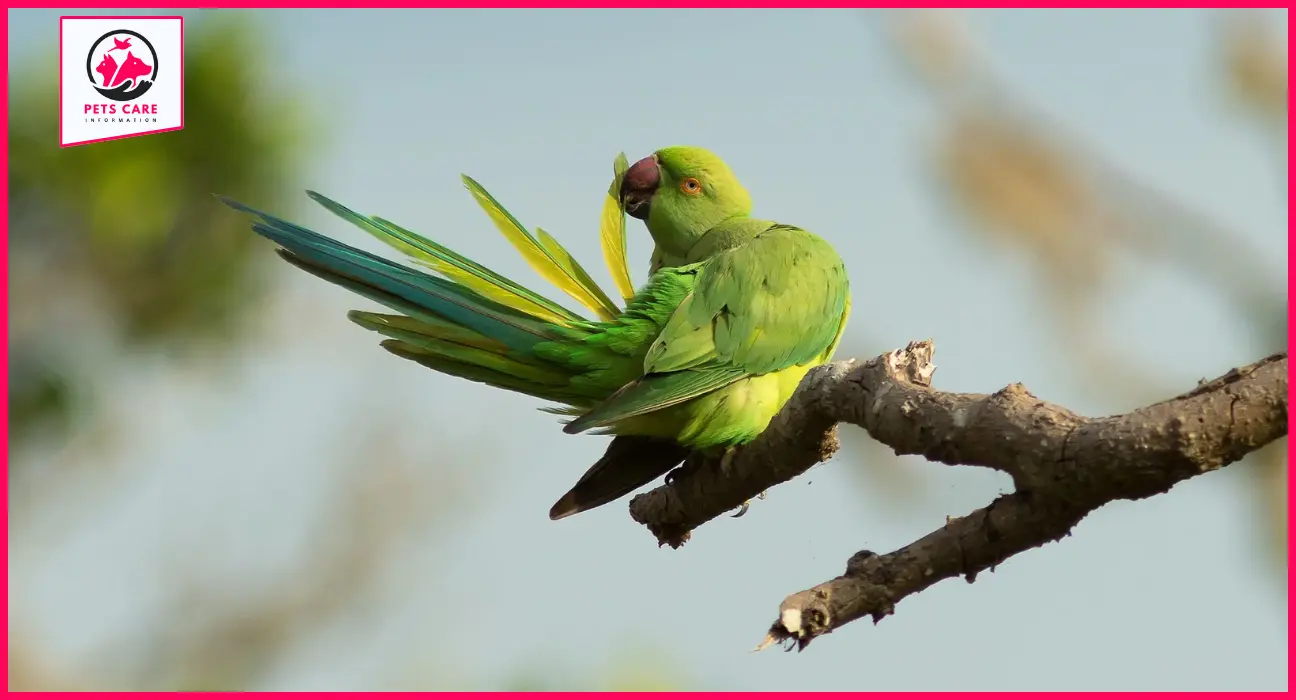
[{"left": 7, "top": 8, "right": 1287, "bottom": 691}]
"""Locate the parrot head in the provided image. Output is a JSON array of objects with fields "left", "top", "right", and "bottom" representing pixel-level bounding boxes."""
[{"left": 620, "top": 146, "right": 753, "bottom": 259}]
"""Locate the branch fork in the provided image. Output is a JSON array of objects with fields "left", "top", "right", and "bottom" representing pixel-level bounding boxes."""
[{"left": 626, "top": 340, "right": 1288, "bottom": 650}]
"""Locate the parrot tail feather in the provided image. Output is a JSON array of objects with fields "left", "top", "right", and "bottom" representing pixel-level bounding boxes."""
[
  {"left": 460, "top": 175, "right": 623, "bottom": 322},
  {"left": 380, "top": 340, "right": 597, "bottom": 406},
  {"left": 222, "top": 193, "right": 620, "bottom": 410},
  {"left": 225, "top": 195, "right": 567, "bottom": 346},
  {"left": 351, "top": 311, "right": 570, "bottom": 387},
  {"left": 549, "top": 436, "right": 689, "bottom": 520},
  {"left": 599, "top": 152, "right": 637, "bottom": 303},
  {"left": 305, "top": 190, "right": 596, "bottom": 330}
]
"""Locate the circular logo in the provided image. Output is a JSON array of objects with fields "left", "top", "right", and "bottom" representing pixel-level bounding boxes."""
[{"left": 85, "top": 29, "right": 158, "bottom": 102}]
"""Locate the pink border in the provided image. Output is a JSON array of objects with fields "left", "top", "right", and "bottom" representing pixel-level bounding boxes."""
[
  {"left": 5, "top": 4, "right": 1294, "bottom": 696},
  {"left": 15, "top": 1, "right": 1296, "bottom": 6},
  {"left": 58, "top": 15, "right": 185, "bottom": 147}
]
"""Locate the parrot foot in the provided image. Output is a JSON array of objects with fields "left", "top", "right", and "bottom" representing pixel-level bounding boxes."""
[
  {"left": 721, "top": 446, "right": 748, "bottom": 517},
  {"left": 719, "top": 446, "right": 740, "bottom": 476},
  {"left": 729, "top": 490, "right": 768, "bottom": 518}
]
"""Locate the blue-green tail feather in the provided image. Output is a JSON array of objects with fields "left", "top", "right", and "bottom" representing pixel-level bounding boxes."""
[
  {"left": 221, "top": 194, "right": 599, "bottom": 406},
  {"left": 222, "top": 196, "right": 566, "bottom": 348}
]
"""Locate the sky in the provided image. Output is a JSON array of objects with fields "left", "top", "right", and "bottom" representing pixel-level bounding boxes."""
[{"left": 8, "top": 8, "right": 1289, "bottom": 691}]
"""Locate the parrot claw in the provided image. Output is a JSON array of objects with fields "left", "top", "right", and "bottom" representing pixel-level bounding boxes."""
[
  {"left": 730, "top": 491, "right": 767, "bottom": 518},
  {"left": 722, "top": 448, "right": 757, "bottom": 518}
]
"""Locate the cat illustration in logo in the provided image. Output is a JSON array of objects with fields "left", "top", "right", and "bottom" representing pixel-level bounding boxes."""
[{"left": 95, "top": 50, "right": 152, "bottom": 89}]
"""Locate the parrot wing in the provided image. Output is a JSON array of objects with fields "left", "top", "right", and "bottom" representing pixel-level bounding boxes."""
[
  {"left": 563, "top": 224, "right": 849, "bottom": 432},
  {"left": 461, "top": 175, "right": 623, "bottom": 322},
  {"left": 306, "top": 190, "right": 594, "bottom": 329}
]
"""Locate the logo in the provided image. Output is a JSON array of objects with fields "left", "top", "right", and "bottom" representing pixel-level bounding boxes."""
[
  {"left": 60, "top": 16, "right": 184, "bottom": 147},
  {"left": 86, "top": 29, "right": 157, "bottom": 101}
]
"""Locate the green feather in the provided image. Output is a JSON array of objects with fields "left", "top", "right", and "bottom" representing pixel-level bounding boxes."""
[
  {"left": 563, "top": 365, "right": 747, "bottom": 434},
  {"left": 352, "top": 312, "right": 573, "bottom": 387},
  {"left": 223, "top": 196, "right": 565, "bottom": 352},
  {"left": 380, "top": 340, "right": 597, "bottom": 405},
  {"left": 305, "top": 190, "right": 592, "bottom": 329},
  {"left": 461, "top": 175, "right": 622, "bottom": 321}
]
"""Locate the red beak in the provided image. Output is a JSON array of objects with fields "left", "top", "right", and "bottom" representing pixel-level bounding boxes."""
[{"left": 620, "top": 155, "right": 660, "bottom": 220}]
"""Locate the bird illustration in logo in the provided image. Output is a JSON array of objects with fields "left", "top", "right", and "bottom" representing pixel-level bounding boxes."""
[
  {"left": 95, "top": 50, "right": 152, "bottom": 89},
  {"left": 112, "top": 36, "right": 132, "bottom": 51}
]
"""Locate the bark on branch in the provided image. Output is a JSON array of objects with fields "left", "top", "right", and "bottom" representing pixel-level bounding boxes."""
[{"left": 626, "top": 341, "right": 1288, "bottom": 650}]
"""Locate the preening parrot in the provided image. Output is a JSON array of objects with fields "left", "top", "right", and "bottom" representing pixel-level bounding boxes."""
[{"left": 221, "top": 146, "right": 851, "bottom": 520}]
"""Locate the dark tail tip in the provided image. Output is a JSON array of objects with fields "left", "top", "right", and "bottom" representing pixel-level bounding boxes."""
[
  {"left": 547, "top": 436, "right": 688, "bottom": 521},
  {"left": 561, "top": 420, "right": 586, "bottom": 435},
  {"left": 548, "top": 494, "right": 581, "bottom": 521}
]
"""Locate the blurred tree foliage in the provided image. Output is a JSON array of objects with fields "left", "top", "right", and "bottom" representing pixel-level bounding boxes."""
[
  {"left": 497, "top": 647, "right": 687, "bottom": 692},
  {"left": 8, "top": 9, "right": 1283, "bottom": 692},
  {"left": 8, "top": 13, "right": 680, "bottom": 692},
  {"left": 838, "top": 12, "right": 1289, "bottom": 546},
  {"left": 9, "top": 12, "right": 312, "bottom": 447},
  {"left": 1220, "top": 12, "right": 1290, "bottom": 130}
]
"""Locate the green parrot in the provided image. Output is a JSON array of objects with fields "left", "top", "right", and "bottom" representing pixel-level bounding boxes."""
[{"left": 221, "top": 146, "right": 850, "bottom": 520}]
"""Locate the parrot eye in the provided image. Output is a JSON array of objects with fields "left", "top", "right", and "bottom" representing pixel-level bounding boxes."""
[{"left": 680, "top": 177, "right": 703, "bottom": 196}]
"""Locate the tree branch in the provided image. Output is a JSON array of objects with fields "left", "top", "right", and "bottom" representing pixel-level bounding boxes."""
[{"left": 626, "top": 341, "right": 1287, "bottom": 649}]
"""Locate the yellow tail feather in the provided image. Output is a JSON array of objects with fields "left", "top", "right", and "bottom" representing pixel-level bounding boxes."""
[
  {"left": 462, "top": 175, "right": 621, "bottom": 322},
  {"left": 600, "top": 153, "right": 636, "bottom": 302}
]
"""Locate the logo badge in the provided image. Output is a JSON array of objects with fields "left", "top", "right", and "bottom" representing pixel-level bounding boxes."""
[{"left": 60, "top": 16, "right": 183, "bottom": 147}]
